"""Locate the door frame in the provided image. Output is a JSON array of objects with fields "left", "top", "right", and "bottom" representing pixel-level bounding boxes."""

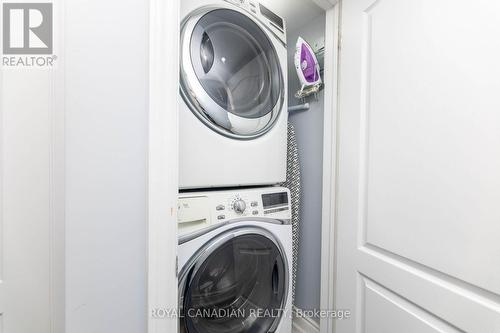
[
  {"left": 318, "top": 2, "right": 340, "bottom": 333},
  {"left": 147, "top": 1, "right": 340, "bottom": 333},
  {"left": 147, "top": 0, "right": 180, "bottom": 332}
]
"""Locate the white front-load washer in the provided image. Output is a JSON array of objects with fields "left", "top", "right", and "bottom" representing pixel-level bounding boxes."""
[
  {"left": 178, "top": 187, "right": 292, "bottom": 333},
  {"left": 179, "top": 0, "right": 288, "bottom": 189}
]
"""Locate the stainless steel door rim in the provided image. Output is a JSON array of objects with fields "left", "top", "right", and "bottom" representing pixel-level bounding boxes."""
[
  {"left": 179, "top": 226, "right": 289, "bottom": 333},
  {"left": 180, "top": 5, "right": 284, "bottom": 139}
]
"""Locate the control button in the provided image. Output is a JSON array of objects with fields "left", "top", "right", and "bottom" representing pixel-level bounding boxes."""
[
  {"left": 251, "top": 201, "right": 258, "bottom": 207},
  {"left": 252, "top": 210, "right": 259, "bottom": 215},
  {"left": 233, "top": 199, "right": 247, "bottom": 214},
  {"left": 217, "top": 215, "right": 225, "bottom": 220},
  {"left": 216, "top": 205, "right": 225, "bottom": 211}
]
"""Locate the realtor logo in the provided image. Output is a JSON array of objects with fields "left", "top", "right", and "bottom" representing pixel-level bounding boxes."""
[{"left": 2, "top": 3, "right": 53, "bottom": 54}]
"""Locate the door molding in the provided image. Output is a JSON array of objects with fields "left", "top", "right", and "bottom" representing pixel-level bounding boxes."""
[
  {"left": 147, "top": 0, "right": 340, "bottom": 332},
  {"left": 147, "top": 0, "right": 180, "bottom": 332},
  {"left": 320, "top": 3, "right": 340, "bottom": 333}
]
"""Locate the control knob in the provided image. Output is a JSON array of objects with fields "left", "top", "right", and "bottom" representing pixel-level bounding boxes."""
[{"left": 233, "top": 199, "right": 247, "bottom": 214}]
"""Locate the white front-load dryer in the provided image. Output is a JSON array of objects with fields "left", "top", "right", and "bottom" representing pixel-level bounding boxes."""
[
  {"left": 178, "top": 187, "right": 293, "bottom": 333},
  {"left": 179, "top": 0, "right": 288, "bottom": 189}
]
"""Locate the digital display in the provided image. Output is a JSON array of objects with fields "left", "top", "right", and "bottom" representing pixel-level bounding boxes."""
[
  {"left": 262, "top": 192, "right": 288, "bottom": 209},
  {"left": 259, "top": 4, "right": 284, "bottom": 31}
]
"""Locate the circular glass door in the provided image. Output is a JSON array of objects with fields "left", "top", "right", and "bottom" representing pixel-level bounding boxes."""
[
  {"left": 180, "top": 8, "right": 284, "bottom": 138},
  {"left": 179, "top": 229, "right": 288, "bottom": 333}
]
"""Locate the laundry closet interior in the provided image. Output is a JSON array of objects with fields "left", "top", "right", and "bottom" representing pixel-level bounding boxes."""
[{"left": 177, "top": 0, "right": 336, "bottom": 332}]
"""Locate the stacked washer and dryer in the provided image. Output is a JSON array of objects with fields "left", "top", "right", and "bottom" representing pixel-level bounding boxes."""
[{"left": 178, "top": 0, "right": 292, "bottom": 333}]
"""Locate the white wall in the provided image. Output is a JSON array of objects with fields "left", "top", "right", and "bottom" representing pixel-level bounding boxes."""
[
  {"left": 287, "top": 14, "right": 326, "bottom": 321},
  {"left": 65, "top": 0, "right": 148, "bottom": 332}
]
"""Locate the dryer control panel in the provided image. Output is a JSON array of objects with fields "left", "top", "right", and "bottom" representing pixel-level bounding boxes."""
[
  {"left": 178, "top": 187, "right": 291, "bottom": 237},
  {"left": 223, "top": 0, "right": 287, "bottom": 43}
]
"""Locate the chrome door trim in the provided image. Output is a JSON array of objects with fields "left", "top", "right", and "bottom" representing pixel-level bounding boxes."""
[
  {"left": 178, "top": 226, "right": 289, "bottom": 333},
  {"left": 178, "top": 217, "right": 291, "bottom": 245},
  {"left": 180, "top": 4, "right": 285, "bottom": 140}
]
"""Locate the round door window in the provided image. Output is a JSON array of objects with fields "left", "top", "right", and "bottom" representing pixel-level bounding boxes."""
[
  {"left": 180, "top": 8, "right": 284, "bottom": 138},
  {"left": 180, "top": 231, "right": 287, "bottom": 333}
]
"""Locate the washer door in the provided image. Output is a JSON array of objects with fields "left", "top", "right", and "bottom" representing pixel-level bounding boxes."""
[
  {"left": 180, "top": 8, "right": 284, "bottom": 139},
  {"left": 179, "top": 228, "right": 288, "bottom": 333}
]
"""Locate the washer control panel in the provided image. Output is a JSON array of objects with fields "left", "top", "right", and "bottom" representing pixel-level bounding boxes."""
[
  {"left": 178, "top": 187, "right": 291, "bottom": 237},
  {"left": 232, "top": 198, "right": 247, "bottom": 214}
]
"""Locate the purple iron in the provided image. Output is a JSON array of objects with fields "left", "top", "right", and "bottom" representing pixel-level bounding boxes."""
[{"left": 294, "top": 37, "right": 322, "bottom": 99}]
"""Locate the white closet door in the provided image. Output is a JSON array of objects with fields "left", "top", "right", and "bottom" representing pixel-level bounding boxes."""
[
  {"left": 1, "top": 69, "right": 63, "bottom": 333},
  {"left": 0, "top": 3, "right": 64, "bottom": 330},
  {"left": 336, "top": 0, "right": 500, "bottom": 332}
]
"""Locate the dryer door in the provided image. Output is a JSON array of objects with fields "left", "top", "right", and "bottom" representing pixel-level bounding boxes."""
[
  {"left": 180, "top": 7, "right": 284, "bottom": 139},
  {"left": 179, "top": 228, "right": 288, "bottom": 333}
]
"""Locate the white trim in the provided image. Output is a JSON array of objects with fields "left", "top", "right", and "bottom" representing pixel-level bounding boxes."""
[
  {"left": 147, "top": 0, "right": 179, "bottom": 332},
  {"left": 319, "top": 3, "right": 340, "bottom": 333},
  {"left": 293, "top": 307, "right": 321, "bottom": 333},
  {"left": 147, "top": 1, "right": 340, "bottom": 332}
]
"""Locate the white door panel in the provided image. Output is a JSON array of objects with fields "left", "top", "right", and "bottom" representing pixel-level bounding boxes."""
[
  {"left": 1, "top": 37, "right": 64, "bottom": 333},
  {"left": 363, "top": 278, "right": 459, "bottom": 333},
  {"left": 336, "top": 0, "right": 500, "bottom": 332},
  {"left": 1, "top": 71, "right": 52, "bottom": 333}
]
